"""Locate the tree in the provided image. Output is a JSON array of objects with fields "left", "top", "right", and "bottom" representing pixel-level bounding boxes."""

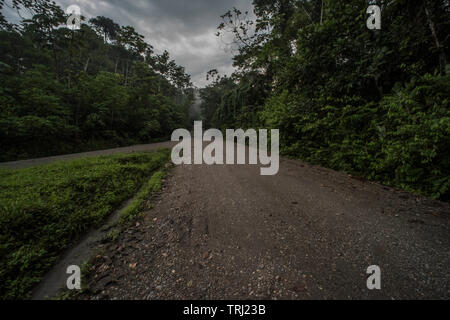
[
  {"left": 0, "top": 0, "right": 193, "bottom": 161},
  {"left": 89, "top": 16, "right": 120, "bottom": 43},
  {"left": 202, "top": 0, "right": 450, "bottom": 201}
]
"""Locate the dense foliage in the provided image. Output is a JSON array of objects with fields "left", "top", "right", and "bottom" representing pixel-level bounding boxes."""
[
  {"left": 0, "top": 0, "right": 194, "bottom": 161},
  {"left": 0, "top": 149, "right": 171, "bottom": 299},
  {"left": 120, "top": 170, "right": 166, "bottom": 223},
  {"left": 201, "top": 0, "right": 450, "bottom": 200}
]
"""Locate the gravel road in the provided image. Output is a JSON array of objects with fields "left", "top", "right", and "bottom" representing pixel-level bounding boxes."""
[{"left": 74, "top": 148, "right": 450, "bottom": 300}]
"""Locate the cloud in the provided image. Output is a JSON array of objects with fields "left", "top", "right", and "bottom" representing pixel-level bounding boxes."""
[{"left": 53, "top": 0, "right": 254, "bottom": 87}]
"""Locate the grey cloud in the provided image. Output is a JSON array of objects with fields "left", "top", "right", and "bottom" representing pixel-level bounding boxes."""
[{"left": 54, "top": 0, "right": 253, "bottom": 87}]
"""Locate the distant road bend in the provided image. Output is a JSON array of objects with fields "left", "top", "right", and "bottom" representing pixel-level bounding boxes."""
[
  {"left": 3, "top": 142, "right": 449, "bottom": 299},
  {"left": 0, "top": 142, "right": 176, "bottom": 170}
]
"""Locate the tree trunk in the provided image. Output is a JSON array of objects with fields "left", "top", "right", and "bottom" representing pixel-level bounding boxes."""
[
  {"left": 320, "top": 0, "right": 324, "bottom": 25},
  {"left": 373, "top": 74, "right": 383, "bottom": 98},
  {"left": 53, "top": 49, "right": 59, "bottom": 81},
  {"left": 84, "top": 56, "right": 90, "bottom": 73},
  {"left": 424, "top": 2, "right": 447, "bottom": 75},
  {"left": 125, "top": 60, "right": 129, "bottom": 85},
  {"left": 114, "top": 57, "right": 119, "bottom": 74}
]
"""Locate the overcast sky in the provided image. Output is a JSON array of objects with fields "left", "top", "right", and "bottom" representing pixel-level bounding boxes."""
[{"left": 46, "top": 0, "right": 254, "bottom": 87}]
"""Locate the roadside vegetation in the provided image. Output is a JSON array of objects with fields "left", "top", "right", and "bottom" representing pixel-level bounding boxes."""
[
  {"left": 120, "top": 170, "right": 167, "bottom": 223},
  {"left": 201, "top": 0, "right": 449, "bottom": 201},
  {"left": 0, "top": 149, "right": 171, "bottom": 299},
  {"left": 56, "top": 170, "right": 168, "bottom": 301},
  {"left": 0, "top": 0, "right": 194, "bottom": 162}
]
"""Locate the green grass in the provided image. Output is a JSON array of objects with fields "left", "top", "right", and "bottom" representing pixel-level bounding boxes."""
[
  {"left": 0, "top": 149, "right": 171, "bottom": 300},
  {"left": 120, "top": 170, "right": 167, "bottom": 222}
]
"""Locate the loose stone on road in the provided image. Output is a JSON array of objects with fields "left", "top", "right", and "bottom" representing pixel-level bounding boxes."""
[{"left": 76, "top": 155, "right": 450, "bottom": 300}]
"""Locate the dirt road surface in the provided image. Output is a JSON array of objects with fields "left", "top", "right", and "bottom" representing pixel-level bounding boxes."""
[
  {"left": 3, "top": 142, "right": 448, "bottom": 299},
  {"left": 71, "top": 145, "right": 449, "bottom": 300}
]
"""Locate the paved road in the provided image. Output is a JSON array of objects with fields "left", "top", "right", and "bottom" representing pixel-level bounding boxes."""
[
  {"left": 76, "top": 147, "right": 450, "bottom": 300},
  {"left": 0, "top": 142, "right": 176, "bottom": 169}
]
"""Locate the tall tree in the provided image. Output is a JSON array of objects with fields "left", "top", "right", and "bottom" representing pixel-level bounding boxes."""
[{"left": 89, "top": 16, "right": 120, "bottom": 43}]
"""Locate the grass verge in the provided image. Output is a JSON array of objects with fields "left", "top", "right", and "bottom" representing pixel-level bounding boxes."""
[
  {"left": 0, "top": 149, "right": 170, "bottom": 300},
  {"left": 120, "top": 170, "right": 167, "bottom": 223},
  {"left": 56, "top": 169, "right": 169, "bottom": 301}
]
